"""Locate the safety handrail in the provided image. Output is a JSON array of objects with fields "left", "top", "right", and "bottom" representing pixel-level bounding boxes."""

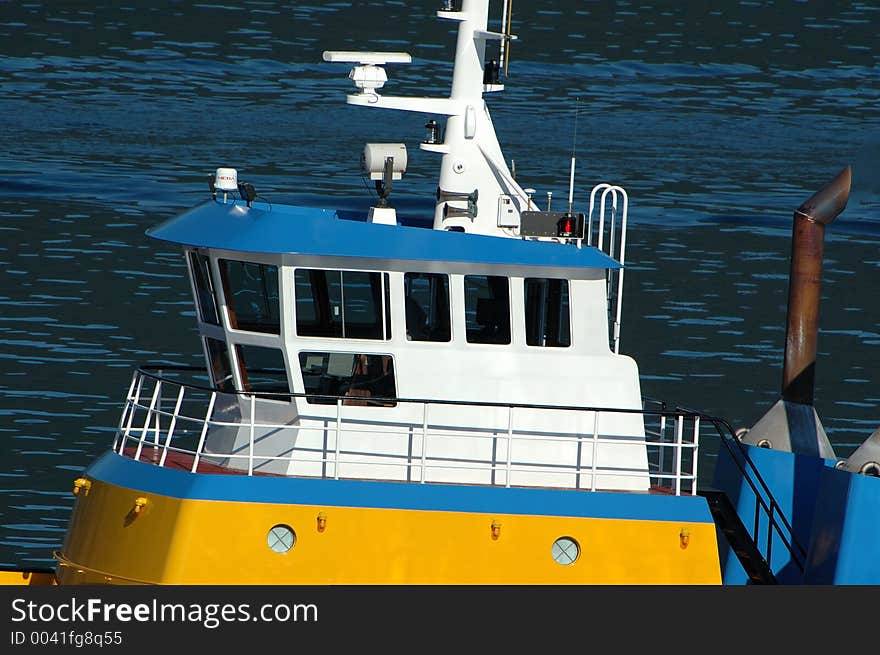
[
  {"left": 657, "top": 399, "right": 807, "bottom": 572},
  {"left": 721, "top": 427, "right": 808, "bottom": 571},
  {"left": 133, "top": 366, "right": 691, "bottom": 417},
  {"left": 588, "top": 183, "right": 628, "bottom": 353},
  {"left": 114, "top": 367, "right": 707, "bottom": 496}
]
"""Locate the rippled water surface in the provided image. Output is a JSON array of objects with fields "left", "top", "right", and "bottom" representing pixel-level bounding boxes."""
[{"left": 1, "top": 1, "right": 878, "bottom": 567}]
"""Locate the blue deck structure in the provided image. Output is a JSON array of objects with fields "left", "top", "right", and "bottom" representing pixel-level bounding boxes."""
[{"left": 148, "top": 201, "right": 622, "bottom": 272}]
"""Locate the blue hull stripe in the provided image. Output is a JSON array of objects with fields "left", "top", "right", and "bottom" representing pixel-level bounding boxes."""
[{"left": 87, "top": 451, "right": 712, "bottom": 523}]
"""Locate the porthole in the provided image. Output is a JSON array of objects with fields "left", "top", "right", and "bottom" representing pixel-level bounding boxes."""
[
  {"left": 757, "top": 439, "right": 772, "bottom": 449},
  {"left": 267, "top": 524, "right": 296, "bottom": 553},
  {"left": 860, "top": 461, "right": 880, "bottom": 477},
  {"left": 551, "top": 537, "right": 580, "bottom": 565}
]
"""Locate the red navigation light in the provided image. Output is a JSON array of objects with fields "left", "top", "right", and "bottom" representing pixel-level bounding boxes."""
[{"left": 556, "top": 213, "right": 582, "bottom": 238}]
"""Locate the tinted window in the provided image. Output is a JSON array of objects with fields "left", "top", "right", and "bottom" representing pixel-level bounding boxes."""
[
  {"left": 404, "top": 273, "right": 451, "bottom": 342},
  {"left": 294, "top": 269, "right": 391, "bottom": 340},
  {"left": 235, "top": 344, "right": 290, "bottom": 401},
  {"left": 206, "top": 338, "right": 234, "bottom": 392},
  {"left": 298, "top": 352, "right": 396, "bottom": 407},
  {"left": 189, "top": 251, "right": 220, "bottom": 325},
  {"left": 464, "top": 275, "right": 510, "bottom": 344},
  {"left": 219, "top": 260, "right": 280, "bottom": 334},
  {"left": 524, "top": 278, "right": 571, "bottom": 347}
]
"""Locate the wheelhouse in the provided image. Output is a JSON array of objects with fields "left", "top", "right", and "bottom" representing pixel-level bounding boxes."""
[{"left": 135, "top": 199, "right": 662, "bottom": 491}]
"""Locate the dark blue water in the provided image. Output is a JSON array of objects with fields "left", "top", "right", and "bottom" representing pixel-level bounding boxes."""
[{"left": 1, "top": 1, "right": 878, "bottom": 568}]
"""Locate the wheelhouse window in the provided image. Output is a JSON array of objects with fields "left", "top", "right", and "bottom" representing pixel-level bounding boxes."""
[
  {"left": 298, "top": 352, "right": 396, "bottom": 406},
  {"left": 404, "top": 273, "right": 451, "bottom": 342},
  {"left": 524, "top": 278, "right": 571, "bottom": 347},
  {"left": 294, "top": 269, "right": 391, "bottom": 340},
  {"left": 188, "top": 251, "right": 220, "bottom": 325},
  {"left": 464, "top": 275, "right": 510, "bottom": 344},
  {"left": 235, "top": 344, "right": 291, "bottom": 402},
  {"left": 206, "top": 337, "right": 234, "bottom": 393},
  {"left": 219, "top": 259, "right": 280, "bottom": 334}
]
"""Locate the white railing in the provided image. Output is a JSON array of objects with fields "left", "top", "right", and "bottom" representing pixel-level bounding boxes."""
[
  {"left": 112, "top": 367, "right": 709, "bottom": 496},
  {"left": 588, "top": 183, "right": 628, "bottom": 354}
]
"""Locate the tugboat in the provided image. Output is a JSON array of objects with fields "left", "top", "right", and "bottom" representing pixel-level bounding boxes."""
[{"left": 16, "top": 0, "right": 876, "bottom": 585}]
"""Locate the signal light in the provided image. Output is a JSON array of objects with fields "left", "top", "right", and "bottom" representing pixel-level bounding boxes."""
[{"left": 556, "top": 212, "right": 583, "bottom": 238}]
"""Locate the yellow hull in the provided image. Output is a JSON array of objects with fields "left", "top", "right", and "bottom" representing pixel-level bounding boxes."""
[
  {"left": 56, "top": 452, "right": 721, "bottom": 585},
  {"left": 0, "top": 570, "right": 56, "bottom": 586}
]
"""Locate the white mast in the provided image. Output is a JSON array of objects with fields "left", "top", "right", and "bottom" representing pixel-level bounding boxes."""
[{"left": 324, "top": 0, "right": 526, "bottom": 237}]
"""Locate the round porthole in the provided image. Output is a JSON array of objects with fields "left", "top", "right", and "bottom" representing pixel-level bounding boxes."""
[
  {"left": 267, "top": 524, "right": 296, "bottom": 553},
  {"left": 860, "top": 462, "right": 880, "bottom": 477},
  {"left": 551, "top": 537, "right": 580, "bottom": 565}
]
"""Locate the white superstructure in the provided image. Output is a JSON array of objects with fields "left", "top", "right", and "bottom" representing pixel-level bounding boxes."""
[{"left": 139, "top": 0, "right": 657, "bottom": 493}]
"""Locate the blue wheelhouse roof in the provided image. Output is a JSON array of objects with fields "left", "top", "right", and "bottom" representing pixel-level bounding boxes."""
[{"left": 146, "top": 200, "right": 621, "bottom": 270}]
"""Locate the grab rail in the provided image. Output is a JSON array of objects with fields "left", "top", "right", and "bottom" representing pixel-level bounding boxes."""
[
  {"left": 662, "top": 400, "right": 807, "bottom": 573},
  {"left": 719, "top": 424, "right": 807, "bottom": 572},
  {"left": 111, "top": 367, "right": 714, "bottom": 496},
  {"left": 588, "top": 183, "right": 628, "bottom": 354}
]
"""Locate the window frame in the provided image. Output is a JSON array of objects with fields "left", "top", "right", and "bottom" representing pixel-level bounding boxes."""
[
  {"left": 293, "top": 267, "right": 392, "bottom": 342},
  {"left": 523, "top": 277, "right": 572, "bottom": 348},
  {"left": 403, "top": 272, "right": 452, "bottom": 343},
  {"left": 297, "top": 351, "right": 397, "bottom": 407},
  {"left": 234, "top": 343, "right": 293, "bottom": 403},
  {"left": 463, "top": 274, "right": 512, "bottom": 345},
  {"left": 205, "top": 337, "right": 235, "bottom": 393},
  {"left": 218, "top": 258, "right": 282, "bottom": 335},
  {"left": 187, "top": 250, "right": 221, "bottom": 326}
]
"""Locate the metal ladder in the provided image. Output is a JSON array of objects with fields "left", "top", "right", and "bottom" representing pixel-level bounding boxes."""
[{"left": 699, "top": 489, "right": 778, "bottom": 584}]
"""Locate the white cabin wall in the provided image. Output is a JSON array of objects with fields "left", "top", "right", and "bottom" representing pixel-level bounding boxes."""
[
  {"left": 571, "top": 277, "right": 616, "bottom": 355},
  {"left": 191, "top": 251, "right": 647, "bottom": 490},
  {"left": 276, "top": 264, "right": 646, "bottom": 489}
]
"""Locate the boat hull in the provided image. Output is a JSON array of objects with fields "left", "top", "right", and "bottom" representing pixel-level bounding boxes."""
[{"left": 57, "top": 451, "right": 721, "bottom": 585}]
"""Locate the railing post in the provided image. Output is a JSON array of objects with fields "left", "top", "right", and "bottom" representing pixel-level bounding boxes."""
[
  {"left": 754, "top": 502, "right": 761, "bottom": 544},
  {"left": 118, "top": 373, "right": 144, "bottom": 455},
  {"left": 113, "top": 370, "right": 139, "bottom": 451},
  {"left": 575, "top": 417, "right": 583, "bottom": 489},
  {"left": 588, "top": 183, "right": 612, "bottom": 247},
  {"left": 420, "top": 403, "right": 428, "bottom": 484},
  {"left": 611, "top": 188, "right": 628, "bottom": 354},
  {"left": 152, "top": 380, "right": 163, "bottom": 447},
  {"left": 691, "top": 416, "right": 701, "bottom": 495},
  {"left": 591, "top": 411, "right": 599, "bottom": 491},
  {"left": 191, "top": 391, "right": 217, "bottom": 473},
  {"left": 658, "top": 413, "right": 666, "bottom": 485},
  {"left": 159, "top": 385, "right": 186, "bottom": 468},
  {"left": 134, "top": 380, "right": 161, "bottom": 462},
  {"left": 334, "top": 398, "right": 342, "bottom": 480},
  {"left": 248, "top": 393, "right": 255, "bottom": 476},
  {"left": 674, "top": 415, "right": 683, "bottom": 496},
  {"left": 505, "top": 405, "right": 513, "bottom": 488}
]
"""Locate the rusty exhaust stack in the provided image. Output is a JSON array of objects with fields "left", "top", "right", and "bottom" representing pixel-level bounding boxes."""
[
  {"left": 740, "top": 166, "right": 851, "bottom": 458},
  {"left": 781, "top": 165, "right": 851, "bottom": 405}
]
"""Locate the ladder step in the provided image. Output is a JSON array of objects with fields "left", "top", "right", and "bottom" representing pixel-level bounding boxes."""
[{"left": 699, "top": 489, "right": 777, "bottom": 585}]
